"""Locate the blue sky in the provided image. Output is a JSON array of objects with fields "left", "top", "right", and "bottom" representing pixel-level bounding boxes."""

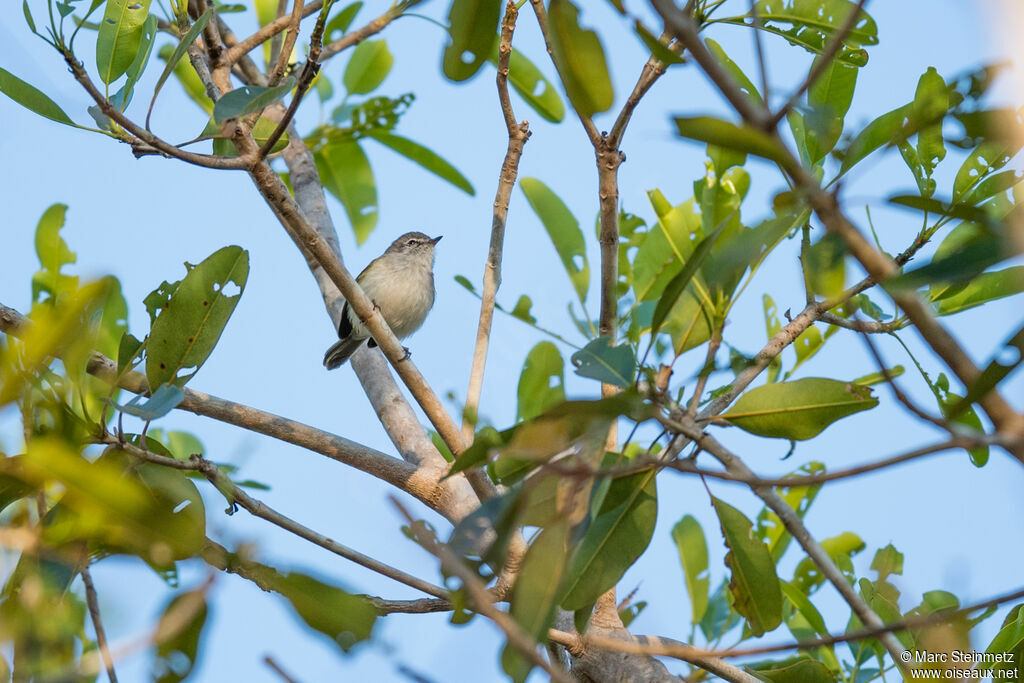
[{"left": 1, "top": 1, "right": 1023, "bottom": 681}]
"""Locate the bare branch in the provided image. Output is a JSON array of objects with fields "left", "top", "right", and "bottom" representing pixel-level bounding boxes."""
[
  {"left": 548, "top": 629, "right": 761, "bottom": 683},
  {"left": 223, "top": 0, "right": 323, "bottom": 64},
  {"left": 112, "top": 438, "right": 450, "bottom": 599},
  {"left": 463, "top": 0, "right": 531, "bottom": 442},
  {"left": 320, "top": 6, "right": 403, "bottom": 61},
  {"left": 818, "top": 311, "right": 902, "bottom": 333},
  {"left": 81, "top": 566, "right": 119, "bottom": 683},
  {"left": 267, "top": 0, "right": 304, "bottom": 85}
]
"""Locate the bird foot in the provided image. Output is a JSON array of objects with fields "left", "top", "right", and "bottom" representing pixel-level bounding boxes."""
[{"left": 400, "top": 346, "right": 411, "bottom": 361}]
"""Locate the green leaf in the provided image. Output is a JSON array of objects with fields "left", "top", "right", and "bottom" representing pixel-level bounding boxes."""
[
  {"left": 705, "top": 38, "right": 763, "bottom": 106},
  {"left": 853, "top": 365, "right": 905, "bottom": 386},
  {"left": 634, "top": 21, "right": 683, "bottom": 66},
  {"left": 560, "top": 470, "right": 657, "bottom": 610},
  {"left": 804, "top": 231, "right": 846, "bottom": 298},
  {"left": 755, "top": 462, "right": 824, "bottom": 562},
  {"left": 674, "top": 117, "right": 789, "bottom": 167},
  {"left": 443, "top": 0, "right": 501, "bottom": 82},
  {"left": 268, "top": 572, "right": 377, "bottom": 652},
  {"left": 933, "top": 373, "right": 989, "bottom": 467},
  {"left": 519, "top": 177, "right": 590, "bottom": 303},
  {"left": 711, "top": 496, "right": 783, "bottom": 637},
  {"left": 721, "top": 0, "right": 877, "bottom": 67},
  {"left": 325, "top": 1, "right": 363, "bottom": 43},
  {"left": 146, "top": 245, "right": 249, "bottom": 389},
  {"left": 838, "top": 103, "right": 912, "bottom": 176},
  {"left": 365, "top": 131, "right": 474, "bottom": 195},
  {"left": 316, "top": 141, "right": 378, "bottom": 243},
  {"left": 984, "top": 604, "right": 1024, "bottom": 677},
  {"left": 212, "top": 76, "right": 295, "bottom": 124},
  {"left": 723, "top": 377, "right": 878, "bottom": 440},
  {"left": 806, "top": 57, "right": 857, "bottom": 164},
  {"left": 148, "top": 10, "right": 211, "bottom": 125},
  {"left": 699, "top": 578, "right": 743, "bottom": 640},
  {"left": 502, "top": 518, "right": 570, "bottom": 683},
  {"left": 671, "top": 515, "right": 710, "bottom": 625},
  {"left": 0, "top": 67, "right": 79, "bottom": 128},
  {"left": 516, "top": 342, "right": 566, "bottom": 422},
  {"left": 343, "top": 40, "right": 393, "bottom": 94},
  {"left": 649, "top": 220, "right": 725, "bottom": 342},
  {"left": 755, "top": 658, "right": 834, "bottom": 683},
  {"left": 793, "top": 531, "right": 864, "bottom": 593},
  {"left": 487, "top": 46, "right": 564, "bottom": 123},
  {"left": 96, "top": 0, "right": 154, "bottom": 84},
  {"left": 548, "top": 0, "right": 614, "bottom": 117},
  {"left": 153, "top": 589, "right": 208, "bottom": 683},
  {"left": 914, "top": 67, "right": 948, "bottom": 177},
  {"left": 780, "top": 581, "right": 830, "bottom": 637},
  {"left": 870, "top": 543, "right": 904, "bottom": 582},
  {"left": 570, "top": 336, "right": 635, "bottom": 388},
  {"left": 934, "top": 266, "right": 1024, "bottom": 316},
  {"left": 32, "top": 204, "right": 78, "bottom": 304},
  {"left": 955, "top": 138, "right": 1023, "bottom": 204},
  {"left": 116, "top": 13, "right": 158, "bottom": 110}
]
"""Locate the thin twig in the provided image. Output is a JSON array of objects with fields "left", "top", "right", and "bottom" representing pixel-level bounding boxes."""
[
  {"left": 392, "top": 498, "right": 573, "bottom": 683},
  {"left": 856, "top": 323, "right": 948, "bottom": 428},
  {"left": 268, "top": 0, "right": 290, "bottom": 69},
  {"left": 462, "top": 1, "right": 531, "bottom": 442},
  {"left": 320, "top": 5, "right": 403, "bottom": 61},
  {"left": 263, "top": 655, "right": 300, "bottom": 683},
  {"left": 267, "top": 0, "right": 304, "bottom": 85},
  {"left": 767, "top": 0, "right": 869, "bottom": 128},
  {"left": 224, "top": 0, "right": 323, "bottom": 64},
  {"left": 749, "top": 0, "right": 770, "bottom": 105},
  {"left": 111, "top": 438, "right": 449, "bottom": 599},
  {"left": 81, "top": 566, "right": 118, "bottom": 683},
  {"left": 819, "top": 311, "right": 902, "bottom": 333}
]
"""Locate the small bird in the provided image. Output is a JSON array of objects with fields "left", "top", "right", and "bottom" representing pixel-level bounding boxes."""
[{"left": 323, "top": 231, "right": 442, "bottom": 370}]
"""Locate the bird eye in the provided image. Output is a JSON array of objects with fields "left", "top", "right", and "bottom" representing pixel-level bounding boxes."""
[{"left": 406, "top": 239, "right": 416, "bottom": 246}]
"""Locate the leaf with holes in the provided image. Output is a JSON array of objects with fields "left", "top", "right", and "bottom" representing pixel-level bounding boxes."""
[
  {"left": 146, "top": 245, "right": 249, "bottom": 389},
  {"left": 443, "top": 0, "right": 501, "bottom": 82},
  {"left": 516, "top": 342, "right": 565, "bottom": 422},
  {"left": 723, "top": 377, "right": 878, "bottom": 440},
  {"left": 671, "top": 515, "right": 710, "bottom": 625},
  {"left": 96, "top": 0, "right": 154, "bottom": 84},
  {"left": 914, "top": 67, "right": 948, "bottom": 178},
  {"left": 548, "top": 0, "right": 614, "bottom": 117},
  {"left": 520, "top": 177, "right": 589, "bottom": 303},
  {"left": 712, "top": 496, "right": 783, "bottom": 636},
  {"left": 487, "top": 45, "right": 565, "bottom": 123},
  {"left": 31, "top": 203, "right": 78, "bottom": 304},
  {"left": 316, "top": 140, "right": 378, "bottom": 243},
  {"left": 324, "top": 2, "right": 363, "bottom": 43},
  {"left": 570, "top": 336, "right": 635, "bottom": 388}
]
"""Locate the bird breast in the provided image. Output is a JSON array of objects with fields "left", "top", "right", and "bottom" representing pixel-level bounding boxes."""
[{"left": 351, "top": 260, "right": 435, "bottom": 339}]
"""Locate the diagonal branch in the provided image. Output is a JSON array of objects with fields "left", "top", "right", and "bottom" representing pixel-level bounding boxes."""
[{"left": 81, "top": 565, "right": 119, "bottom": 683}]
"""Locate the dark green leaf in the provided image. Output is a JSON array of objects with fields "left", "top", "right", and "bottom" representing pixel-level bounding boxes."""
[
  {"left": 146, "top": 245, "right": 249, "bottom": 389},
  {"left": 148, "top": 10, "right": 211, "bottom": 125},
  {"left": 712, "top": 496, "right": 783, "bottom": 636},
  {"left": 96, "top": 0, "right": 153, "bottom": 84},
  {"left": 0, "top": 67, "right": 78, "bottom": 128},
  {"left": 116, "top": 13, "right": 158, "bottom": 110},
  {"left": 634, "top": 21, "right": 683, "bottom": 65},
  {"left": 365, "top": 131, "right": 474, "bottom": 195},
  {"left": 316, "top": 141, "right": 378, "bottom": 243},
  {"left": 649, "top": 219, "right": 726, "bottom": 341},
  {"left": 519, "top": 177, "right": 589, "bottom": 303},
  {"left": 671, "top": 515, "right": 709, "bottom": 625},
  {"left": 806, "top": 57, "right": 857, "bottom": 163},
  {"left": 699, "top": 579, "right": 743, "bottom": 640},
  {"left": 570, "top": 336, "right": 635, "bottom": 388},
  {"left": 516, "top": 342, "right": 565, "bottom": 422},
  {"left": 443, "top": 0, "right": 501, "bottom": 82},
  {"left": 723, "top": 377, "right": 878, "bottom": 440},
  {"left": 152, "top": 589, "right": 208, "bottom": 683},
  {"left": 502, "top": 518, "right": 570, "bottom": 683},
  {"left": 804, "top": 231, "right": 846, "bottom": 297},
  {"left": 343, "top": 40, "right": 393, "bottom": 94},
  {"left": 212, "top": 76, "right": 295, "bottom": 124},
  {"left": 838, "top": 103, "right": 912, "bottom": 175},
  {"left": 268, "top": 572, "right": 377, "bottom": 651},
  {"left": 548, "top": 0, "right": 614, "bottom": 117},
  {"left": 560, "top": 470, "right": 657, "bottom": 610},
  {"left": 674, "top": 117, "right": 790, "bottom": 167},
  {"left": 755, "top": 657, "right": 834, "bottom": 683}
]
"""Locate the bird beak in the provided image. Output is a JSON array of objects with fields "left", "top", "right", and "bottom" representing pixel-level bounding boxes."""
[{"left": 431, "top": 235, "right": 443, "bottom": 245}]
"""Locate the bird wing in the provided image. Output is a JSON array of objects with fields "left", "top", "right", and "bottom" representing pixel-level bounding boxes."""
[{"left": 338, "top": 300, "right": 353, "bottom": 338}]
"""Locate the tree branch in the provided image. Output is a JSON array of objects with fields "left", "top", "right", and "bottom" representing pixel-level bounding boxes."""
[
  {"left": 223, "top": 0, "right": 323, "bottom": 64},
  {"left": 463, "top": 0, "right": 531, "bottom": 442},
  {"left": 320, "top": 5, "right": 403, "bottom": 61},
  {"left": 81, "top": 565, "right": 119, "bottom": 683},
  {"left": 267, "top": 0, "right": 304, "bottom": 85},
  {"left": 112, "top": 438, "right": 450, "bottom": 599}
]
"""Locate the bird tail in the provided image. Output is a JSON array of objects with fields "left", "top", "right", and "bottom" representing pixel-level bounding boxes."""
[{"left": 323, "top": 336, "right": 366, "bottom": 370}]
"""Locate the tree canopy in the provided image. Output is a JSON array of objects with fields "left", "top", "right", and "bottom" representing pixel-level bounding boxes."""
[{"left": 1, "top": 0, "right": 1023, "bottom": 681}]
